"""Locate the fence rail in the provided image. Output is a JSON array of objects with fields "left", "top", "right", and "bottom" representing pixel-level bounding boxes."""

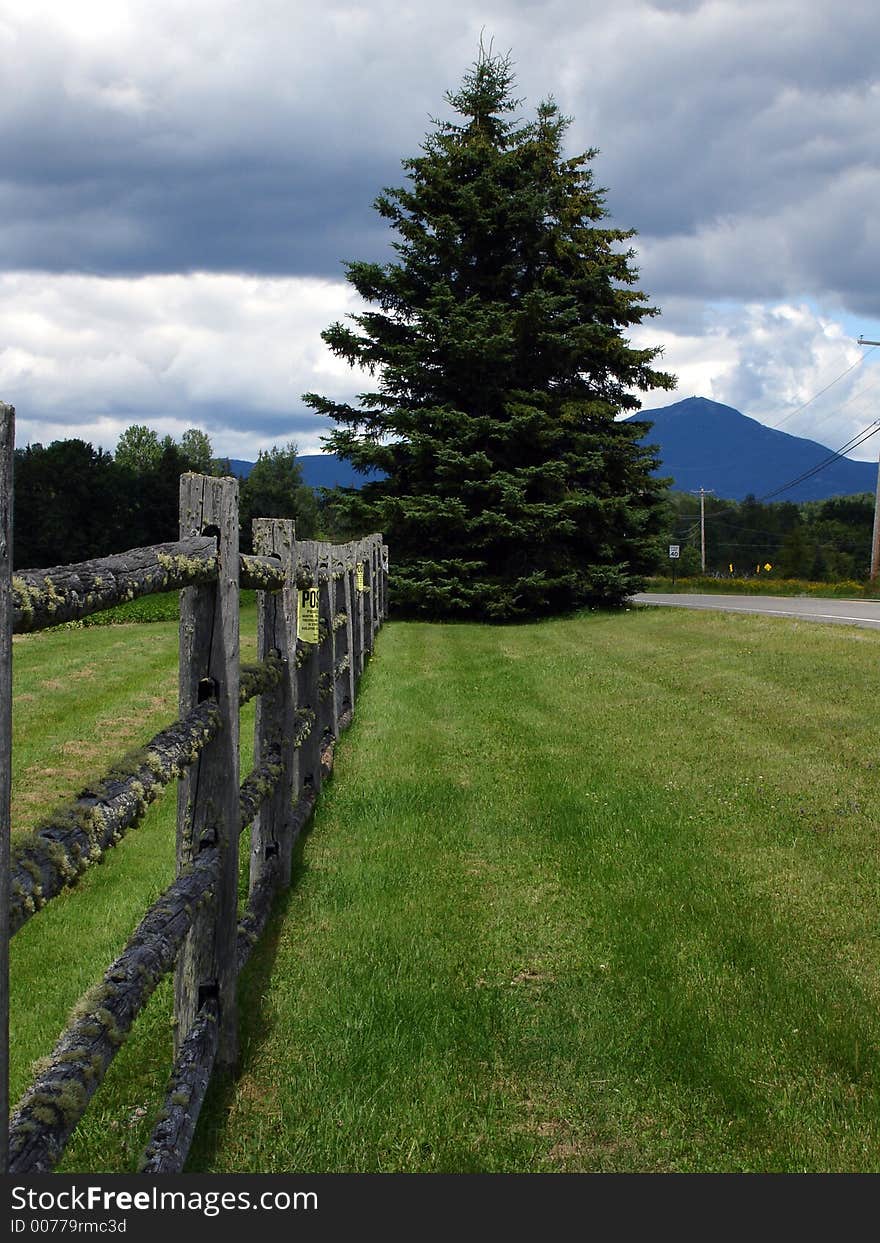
[{"left": 0, "top": 401, "right": 388, "bottom": 1174}]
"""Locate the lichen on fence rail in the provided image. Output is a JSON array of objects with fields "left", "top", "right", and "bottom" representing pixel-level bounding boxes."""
[
  {"left": 137, "top": 996, "right": 219, "bottom": 1176},
  {"left": 7, "top": 848, "right": 221, "bottom": 1174},
  {"left": 238, "top": 751, "right": 285, "bottom": 831},
  {"left": 239, "top": 553, "right": 285, "bottom": 592},
  {"left": 9, "top": 700, "right": 222, "bottom": 935},
  {"left": 239, "top": 652, "right": 284, "bottom": 705},
  {"left": 13, "top": 537, "right": 218, "bottom": 633}
]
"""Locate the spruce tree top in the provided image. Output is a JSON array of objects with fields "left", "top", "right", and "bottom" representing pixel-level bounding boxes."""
[{"left": 304, "top": 49, "right": 675, "bottom": 620}]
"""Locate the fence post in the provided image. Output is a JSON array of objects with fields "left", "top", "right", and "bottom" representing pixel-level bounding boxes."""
[
  {"left": 316, "top": 545, "right": 337, "bottom": 749},
  {"left": 333, "top": 547, "right": 355, "bottom": 725},
  {"left": 372, "top": 534, "right": 382, "bottom": 624},
  {"left": 362, "top": 537, "right": 376, "bottom": 661},
  {"left": 251, "top": 519, "right": 297, "bottom": 891},
  {"left": 0, "top": 402, "right": 13, "bottom": 1172},
  {"left": 371, "top": 535, "right": 381, "bottom": 641},
  {"left": 175, "top": 474, "right": 240, "bottom": 1068},
  {"left": 380, "top": 539, "right": 389, "bottom": 619},
  {"left": 353, "top": 541, "right": 366, "bottom": 680},
  {"left": 295, "top": 541, "right": 322, "bottom": 801}
]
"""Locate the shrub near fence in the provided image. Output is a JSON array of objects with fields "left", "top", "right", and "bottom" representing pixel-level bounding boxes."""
[{"left": 0, "top": 401, "right": 388, "bottom": 1174}]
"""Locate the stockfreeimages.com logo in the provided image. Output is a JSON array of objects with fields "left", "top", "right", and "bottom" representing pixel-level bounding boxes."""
[{"left": 11, "top": 1186, "right": 317, "bottom": 1219}]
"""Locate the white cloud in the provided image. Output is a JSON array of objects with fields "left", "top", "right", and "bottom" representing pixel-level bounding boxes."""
[
  {"left": 0, "top": 272, "right": 369, "bottom": 457},
  {"left": 632, "top": 300, "right": 880, "bottom": 455}
]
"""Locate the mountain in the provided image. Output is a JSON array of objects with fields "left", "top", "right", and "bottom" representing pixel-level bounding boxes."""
[
  {"left": 229, "top": 398, "right": 876, "bottom": 503},
  {"left": 226, "top": 454, "right": 383, "bottom": 490},
  {"left": 628, "top": 396, "right": 877, "bottom": 501}
]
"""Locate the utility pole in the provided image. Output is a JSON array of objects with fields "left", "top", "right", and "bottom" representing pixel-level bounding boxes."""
[
  {"left": 691, "top": 487, "right": 715, "bottom": 573},
  {"left": 858, "top": 338, "right": 880, "bottom": 581}
]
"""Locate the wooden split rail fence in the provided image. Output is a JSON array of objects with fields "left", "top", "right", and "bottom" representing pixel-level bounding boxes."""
[{"left": 0, "top": 401, "right": 389, "bottom": 1174}]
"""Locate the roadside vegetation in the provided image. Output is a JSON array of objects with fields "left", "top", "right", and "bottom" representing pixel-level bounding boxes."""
[
  {"left": 660, "top": 490, "right": 876, "bottom": 582},
  {"left": 646, "top": 575, "right": 880, "bottom": 599}
]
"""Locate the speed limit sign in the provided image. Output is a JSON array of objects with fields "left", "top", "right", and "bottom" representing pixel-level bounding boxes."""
[{"left": 669, "top": 545, "right": 680, "bottom": 559}]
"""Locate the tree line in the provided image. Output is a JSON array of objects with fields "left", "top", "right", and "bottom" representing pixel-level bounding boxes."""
[
  {"left": 12, "top": 425, "right": 318, "bottom": 570},
  {"left": 662, "top": 491, "right": 876, "bottom": 581}
]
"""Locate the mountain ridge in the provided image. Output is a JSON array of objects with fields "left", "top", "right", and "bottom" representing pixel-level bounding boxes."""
[
  {"left": 228, "top": 397, "right": 878, "bottom": 503},
  {"left": 628, "top": 396, "right": 877, "bottom": 501},
  {"left": 226, "top": 454, "right": 381, "bottom": 490}
]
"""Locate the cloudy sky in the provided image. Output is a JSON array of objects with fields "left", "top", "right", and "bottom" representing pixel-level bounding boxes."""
[{"left": 2, "top": 0, "right": 879, "bottom": 463}]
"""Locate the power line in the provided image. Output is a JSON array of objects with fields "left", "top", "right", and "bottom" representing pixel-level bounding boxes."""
[
  {"left": 800, "top": 373, "right": 880, "bottom": 433},
  {"left": 859, "top": 338, "right": 880, "bottom": 582},
  {"left": 768, "top": 343, "right": 877, "bottom": 430},
  {"left": 757, "top": 421, "right": 880, "bottom": 503}
]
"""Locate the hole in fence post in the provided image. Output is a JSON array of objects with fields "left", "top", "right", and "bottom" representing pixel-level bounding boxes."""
[
  {"left": 197, "top": 981, "right": 219, "bottom": 1010},
  {"left": 264, "top": 842, "right": 279, "bottom": 860},
  {"left": 197, "top": 677, "right": 218, "bottom": 703}
]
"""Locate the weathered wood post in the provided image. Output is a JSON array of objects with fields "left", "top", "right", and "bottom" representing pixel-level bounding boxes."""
[
  {"left": 251, "top": 519, "right": 297, "bottom": 891},
  {"left": 380, "top": 540, "right": 389, "bottom": 619},
  {"left": 370, "top": 535, "right": 381, "bottom": 641},
  {"left": 333, "top": 545, "right": 355, "bottom": 724},
  {"left": 353, "top": 541, "right": 366, "bottom": 680},
  {"left": 295, "top": 541, "right": 322, "bottom": 801},
  {"left": 175, "top": 474, "right": 240, "bottom": 1068},
  {"left": 0, "top": 403, "right": 13, "bottom": 1172},
  {"left": 316, "top": 544, "right": 337, "bottom": 749},
  {"left": 361, "top": 537, "right": 375, "bottom": 661},
  {"left": 372, "top": 534, "right": 382, "bottom": 623}
]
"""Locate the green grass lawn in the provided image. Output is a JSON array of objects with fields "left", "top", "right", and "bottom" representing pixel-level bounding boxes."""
[{"left": 9, "top": 604, "right": 880, "bottom": 1171}]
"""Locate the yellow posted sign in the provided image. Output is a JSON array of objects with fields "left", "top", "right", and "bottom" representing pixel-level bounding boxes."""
[
  {"left": 356, "top": 561, "right": 365, "bottom": 592},
  {"left": 297, "top": 586, "right": 320, "bottom": 643}
]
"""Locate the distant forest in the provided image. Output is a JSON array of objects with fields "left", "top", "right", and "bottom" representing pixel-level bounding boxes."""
[
  {"left": 664, "top": 491, "right": 876, "bottom": 581},
  {"left": 11, "top": 427, "right": 877, "bottom": 583},
  {"left": 12, "top": 427, "right": 318, "bottom": 570}
]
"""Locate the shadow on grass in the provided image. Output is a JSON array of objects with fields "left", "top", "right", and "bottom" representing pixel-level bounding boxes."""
[{"left": 184, "top": 828, "right": 315, "bottom": 1170}]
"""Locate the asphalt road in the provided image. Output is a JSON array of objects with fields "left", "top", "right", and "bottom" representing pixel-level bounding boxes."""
[{"left": 631, "top": 593, "right": 880, "bottom": 630}]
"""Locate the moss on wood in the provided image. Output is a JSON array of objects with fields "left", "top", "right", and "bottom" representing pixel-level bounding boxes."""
[
  {"left": 9, "top": 700, "right": 222, "bottom": 935},
  {"left": 8, "top": 850, "right": 220, "bottom": 1173},
  {"left": 13, "top": 537, "right": 217, "bottom": 633}
]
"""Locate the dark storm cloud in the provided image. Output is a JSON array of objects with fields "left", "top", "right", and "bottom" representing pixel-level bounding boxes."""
[
  {"left": 3, "top": 0, "right": 880, "bottom": 456},
  {"left": 3, "top": 0, "right": 878, "bottom": 313},
  {"left": 0, "top": 156, "right": 394, "bottom": 276}
]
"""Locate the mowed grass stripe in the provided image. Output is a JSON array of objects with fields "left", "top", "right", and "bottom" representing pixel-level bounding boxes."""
[{"left": 186, "top": 610, "right": 880, "bottom": 1173}]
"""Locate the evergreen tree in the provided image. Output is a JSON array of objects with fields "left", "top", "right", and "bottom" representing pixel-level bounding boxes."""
[
  {"left": 303, "top": 49, "right": 675, "bottom": 619},
  {"left": 13, "top": 440, "right": 129, "bottom": 568}
]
